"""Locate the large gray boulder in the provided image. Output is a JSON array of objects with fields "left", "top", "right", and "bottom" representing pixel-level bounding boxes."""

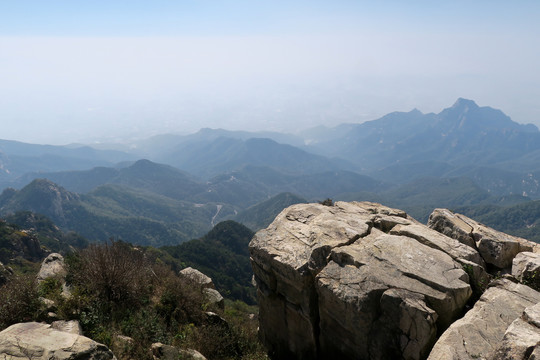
[
  {"left": 37, "top": 253, "right": 66, "bottom": 283},
  {"left": 428, "top": 208, "right": 537, "bottom": 269},
  {"left": 0, "top": 322, "right": 116, "bottom": 359},
  {"left": 427, "top": 277, "right": 540, "bottom": 360},
  {"left": 250, "top": 201, "right": 473, "bottom": 360}
]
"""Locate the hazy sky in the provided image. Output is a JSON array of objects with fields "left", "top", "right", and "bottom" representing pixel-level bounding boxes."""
[{"left": 1, "top": 1, "right": 539, "bottom": 144}]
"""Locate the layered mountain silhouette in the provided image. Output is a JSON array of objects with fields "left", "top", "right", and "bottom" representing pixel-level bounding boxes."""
[
  {"left": 1, "top": 98, "right": 540, "bottom": 245},
  {"left": 304, "top": 98, "right": 540, "bottom": 170}
]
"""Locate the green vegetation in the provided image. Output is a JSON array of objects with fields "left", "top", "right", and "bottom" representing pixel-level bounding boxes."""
[
  {"left": 161, "top": 221, "right": 257, "bottom": 304},
  {"left": 456, "top": 199, "right": 540, "bottom": 243},
  {"left": 233, "top": 192, "right": 307, "bottom": 230},
  {"left": 0, "top": 273, "right": 42, "bottom": 329},
  {"left": 0, "top": 241, "right": 265, "bottom": 359},
  {"left": 5, "top": 211, "right": 88, "bottom": 253},
  {"left": 0, "top": 180, "right": 234, "bottom": 246}
]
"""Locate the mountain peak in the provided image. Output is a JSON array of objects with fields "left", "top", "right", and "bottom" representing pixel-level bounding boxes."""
[{"left": 451, "top": 98, "right": 479, "bottom": 111}]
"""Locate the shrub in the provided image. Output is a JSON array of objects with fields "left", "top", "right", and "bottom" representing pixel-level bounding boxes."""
[
  {"left": 153, "top": 264, "right": 206, "bottom": 326},
  {"left": 67, "top": 241, "right": 152, "bottom": 309},
  {"left": 0, "top": 274, "right": 42, "bottom": 329},
  {"left": 319, "top": 198, "right": 334, "bottom": 206}
]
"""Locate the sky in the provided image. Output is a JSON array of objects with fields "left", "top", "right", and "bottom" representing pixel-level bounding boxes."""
[{"left": 1, "top": 1, "right": 539, "bottom": 145}]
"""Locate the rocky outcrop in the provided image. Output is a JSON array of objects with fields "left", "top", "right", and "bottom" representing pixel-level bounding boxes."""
[
  {"left": 251, "top": 201, "right": 540, "bottom": 360},
  {"left": 512, "top": 251, "right": 540, "bottom": 286},
  {"left": 428, "top": 208, "right": 537, "bottom": 269},
  {"left": 179, "top": 267, "right": 215, "bottom": 289},
  {"left": 488, "top": 301, "right": 540, "bottom": 359},
  {"left": 37, "top": 252, "right": 66, "bottom": 283},
  {"left": 427, "top": 277, "right": 540, "bottom": 360},
  {"left": 36, "top": 252, "right": 70, "bottom": 303},
  {"left": 250, "top": 202, "right": 473, "bottom": 360},
  {"left": 179, "top": 266, "right": 224, "bottom": 309},
  {"left": 203, "top": 288, "right": 225, "bottom": 309},
  {"left": 0, "top": 322, "right": 116, "bottom": 359}
]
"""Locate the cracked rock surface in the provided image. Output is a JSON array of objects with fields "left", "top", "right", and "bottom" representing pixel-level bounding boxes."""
[
  {"left": 0, "top": 322, "right": 116, "bottom": 359},
  {"left": 250, "top": 202, "right": 474, "bottom": 360},
  {"left": 427, "top": 278, "right": 540, "bottom": 360},
  {"left": 428, "top": 208, "right": 538, "bottom": 269}
]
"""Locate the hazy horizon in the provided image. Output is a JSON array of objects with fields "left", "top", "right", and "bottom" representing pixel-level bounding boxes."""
[{"left": 1, "top": 1, "right": 539, "bottom": 145}]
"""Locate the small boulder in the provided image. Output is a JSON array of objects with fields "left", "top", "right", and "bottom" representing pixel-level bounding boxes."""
[
  {"left": 179, "top": 267, "right": 215, "bottom": 289},
  {"left": 0, "top": 322, "right": 116, "bottom": 359},
  {"left": 512, "top": 251, "right": 540, "bottom": 288},
  {"left": 203, "top": 288, "right": 224, "bottom": 309},
  {"left": 37, "top": 253, "right": 66, "bottom": 283}
]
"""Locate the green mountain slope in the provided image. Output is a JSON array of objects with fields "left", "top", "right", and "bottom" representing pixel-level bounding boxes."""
[
  {"left": 455, "top": 200, "right": 540, "bottom": 243},
  {"left": 161, "top": 221, "right": 256, "bottom": 304},
  {"left": 341, "top": 176, "right": 529, "bottom": 223},
  {"left": 0, "top": 179, "right": 227, "bottom": 246},
  {"left": 233, "top": 192, "right": 307, "bottom": 231},
  {"left": 158, "top": 136, "right": 347, "bottom": 179}
]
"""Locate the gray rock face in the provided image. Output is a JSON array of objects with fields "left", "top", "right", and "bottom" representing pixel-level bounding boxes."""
[
  {"left": 37, "top": 253, "right": 66, "bottom": 283},
  {"left": 250, "top": 202, "right": 473, "bottom": 360},
  {"left": 203, "top": 288, "right": 224, "bottom": 309},
  {"left": 488, "top": 302, "right": 540, "bottom": 360},
  {"left": 179, "top": 267, "right": 224, "bottom": 310},
  {"left": 512, "top": 251, "right": 540, "bottom": 285},
  {"left": 0, "top": 322, "right": 116, "bottom": 359},
  {"left": 51, "top": 320, "right": 83, "bottom": 335},
  {"left": 179, "top": 267, "right": 215, "bottom": 289},
  {"left": 427, "top": 278, "right": 540, "bottom": 360},
  {"left": 428, "top": 208, "right": 536, "bottom": 269}
]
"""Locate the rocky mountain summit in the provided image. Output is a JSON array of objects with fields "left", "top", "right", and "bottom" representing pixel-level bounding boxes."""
[{"left": 250, "top": 201, "right": 540, "bottom": 359}]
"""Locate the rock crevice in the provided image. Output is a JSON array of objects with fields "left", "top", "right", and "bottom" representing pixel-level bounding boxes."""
[{"left": 250, "top": 202, "right": 540, "bottom": 360}]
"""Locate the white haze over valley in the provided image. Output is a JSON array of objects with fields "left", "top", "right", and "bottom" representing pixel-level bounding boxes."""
[{"left": 0, "top": 1, "right": 539, "bottom": 145}]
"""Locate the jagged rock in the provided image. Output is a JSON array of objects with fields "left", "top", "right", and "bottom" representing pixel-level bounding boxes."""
[
  {"left": 179, "top": 267, "right": 215, "bottom": 289},
  {"left": 427, "top": 277, "right": 540, "bottom": 360},
  {"left": 512, "top": 251, "right": 540, "bottom": 286},
  {"left": 37, "top": 253, "right": 66, "bottom": 283},
  {"left": 428, "top": 208, "right": 536, "bottom": 269},
  {"left": 319, "top": 234, "right": 471, "bottom": 359},
  {"left": 427, "top": 208, "right": 476, "bottom": 248},
  {"left": 203, "top": 288, "right": 224, "bottom": 309},
  {"left": 0, "top": 322, "right": 116, "bottom": 359},
  {"left": 488, "top": 302, "right": 540, "bottom": 359},
  {"left": 250, "top": 201, "right": 473, "bottom": 360},
  {"left": 151, "top": 342, "right": 206, "bottom": 360}
]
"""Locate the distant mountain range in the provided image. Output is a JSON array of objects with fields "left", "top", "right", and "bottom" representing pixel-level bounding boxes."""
[{"left": 1, "top": 98, "right": 540, "bottom": 245}]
